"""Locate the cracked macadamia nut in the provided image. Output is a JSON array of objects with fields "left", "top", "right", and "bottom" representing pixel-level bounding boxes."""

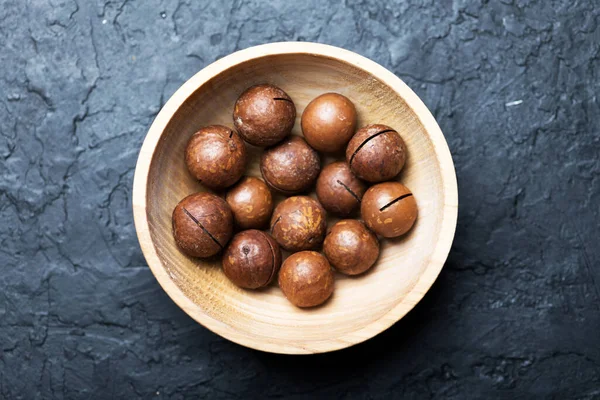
[
  {"left": 185, "top": 125, "right": 247, "bottom": 190},
  {"left": 260, "top": 136, "right": 320, "bottom": 194},
  {"left": 361, "top": 182, "right": 417, "bottom": 238},
  {"left": 301, "top": 93, "right": 357, "bottom": 152},
  {"left": 270, "top": 196, "right": 327, "bottom": 252},
  {"left": 222, "top": 230, "right": 282, "bottom": 289},
  {"left": 278, "top": 251, "right": 334, "bottom": 307},
  {"left": 323, "top": 220, "right": 379, "bottom": 275},
  {"left": 172, "top": 193, "right": 233, "bottom": 258},
  {"left": 233, "top": 84, "right": 296, "bottom": 147},
  {"left": 346, "top": 124, "right": 407, "bottom": 183},
  {"left": 316, "top": 161, "right": 366, "bottom": 217},
  {"left": 225, "top": 176, "right": 273, "bottom": 229}
]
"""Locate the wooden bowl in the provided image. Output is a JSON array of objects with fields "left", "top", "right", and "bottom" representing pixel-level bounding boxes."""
[{"left": 133, "top": 42, "right": 457, "bottom": 354}]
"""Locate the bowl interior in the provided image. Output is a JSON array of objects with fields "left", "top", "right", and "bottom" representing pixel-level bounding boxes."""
[{"left": 144, "top": 52, "right": 445, "bottom": 352}]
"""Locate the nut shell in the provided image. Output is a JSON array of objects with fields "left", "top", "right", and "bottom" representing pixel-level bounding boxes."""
[
  {"left": 225, "top": 177, "right": 273, "bottom": 229},
  {"left": 278, "top": 251, "right": 334, "bottom": 307},
  {"left": 233, "top": 84, "right": 296, "bottom": 147},
  {"left": 316, "top": 161, "right": 366, "bottom": 217},
  {"left": 323, "top": 220, "right": 379, "bottom": 275},
  {"left": 361, "top": 182, "right": 417, "bottom": 238},
  {"left": 172, "top": 193, "right": 233, "bottom": 258},
  {"left": 260, "top": 136, "right": 320, "bottom": 194},
  {"left": 346, "top": 124, "right": 406, "bottom": 183},
  {"left": 185, "top": 125, "right": 247, "bottom": 190},
  {"left": 270, "top": 196, "right": 327, "bottom": 252},
  {"left": 222, "top": 230, "right": 282, "bottom": 289},
  {"left": 301, "top": 93, "right": 357, "bottom": 152}
]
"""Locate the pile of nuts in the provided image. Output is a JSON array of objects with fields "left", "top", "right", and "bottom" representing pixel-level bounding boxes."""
[{"left": 172, "top": 84, "right": 417, "bottom": 308}]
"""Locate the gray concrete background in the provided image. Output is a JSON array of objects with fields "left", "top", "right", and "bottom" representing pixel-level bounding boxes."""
[{"left": 0, "top": 0, "right": 599, "bottom": 398}]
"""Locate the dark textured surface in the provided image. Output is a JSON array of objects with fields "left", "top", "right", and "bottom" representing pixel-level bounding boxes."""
[{"left": 0, "top": 0, "right": 599, "bottom": 398}]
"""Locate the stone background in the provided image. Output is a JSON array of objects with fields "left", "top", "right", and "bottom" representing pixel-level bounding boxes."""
[{"left": 1, "top": 0, "right": 599, "bottom": 398}]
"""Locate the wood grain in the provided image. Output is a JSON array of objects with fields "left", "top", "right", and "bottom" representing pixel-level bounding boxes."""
[{"left": 132, "top": 42, "right": 458, "bottom": 354}]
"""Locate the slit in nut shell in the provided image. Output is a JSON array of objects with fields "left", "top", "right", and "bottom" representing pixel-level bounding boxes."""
[
  {"left": 346, "top": 124, "right": 406, "bottom": 183},
  {"left": 172, "top": 193, "right": 233, "bottom": 258},
  {"left": 316, "top": 161, "right": 366, "bottom": 217},
  {"left": 185, "top": 125, "right": 247, "bottom": 190},
  {"left": 233, "top": 84, "right": 296, "bottom": 147},
  {"left": 361, "top": 182, "right": 417, "bottom": 238}
]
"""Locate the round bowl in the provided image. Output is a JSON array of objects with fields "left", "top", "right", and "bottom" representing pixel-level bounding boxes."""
[{"left": 132, "top": 42, "right": 458, "bottom": 354}]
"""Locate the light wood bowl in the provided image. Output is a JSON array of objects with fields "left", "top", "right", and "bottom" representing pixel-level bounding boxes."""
[{"left": 133, "top": 42, "right": 458, "bottom": 354}]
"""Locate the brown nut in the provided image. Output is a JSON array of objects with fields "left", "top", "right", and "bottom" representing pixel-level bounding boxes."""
[
  {"left": 225, "top": 177, "right": 273, "bottom": 229},
  {"left": 270, "top": 196, "right": 327, "bottom": 252},
  {"left": 222, "top": 230, "right": 282, "bottom": 289},
  {"left": 316, "top": 161, "right": 367, "bottom": 217},
  {"left": 185, "top": 125, "right": 247, "bottom": 190},
  {"left": 172, "top": 193, "right": 233, "bottom": 258},
  {"left": 233, "top": 84, "right": 296, "bottom": 147},
  {"left": 323, "top": 220, "right": 379, "bottom": 275},
  {"left": 278, "top": 251, "right": 334, "bottom": 307},
  {"left": 346, "top": 124, "right": 407, "bottom": 183},
  {"left": 260, "top": 136, "right": 320, "bottom": 194},
  {"left": 361, "top": 182, "right": 417, "bottom": 238},
  {"left": 301, "top": 93, "right": 357, "bottom": 153}
]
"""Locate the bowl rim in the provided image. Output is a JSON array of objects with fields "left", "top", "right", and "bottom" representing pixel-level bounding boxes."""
[{"left": 132, "top": 42, "right": 458, "bottom": 354}]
